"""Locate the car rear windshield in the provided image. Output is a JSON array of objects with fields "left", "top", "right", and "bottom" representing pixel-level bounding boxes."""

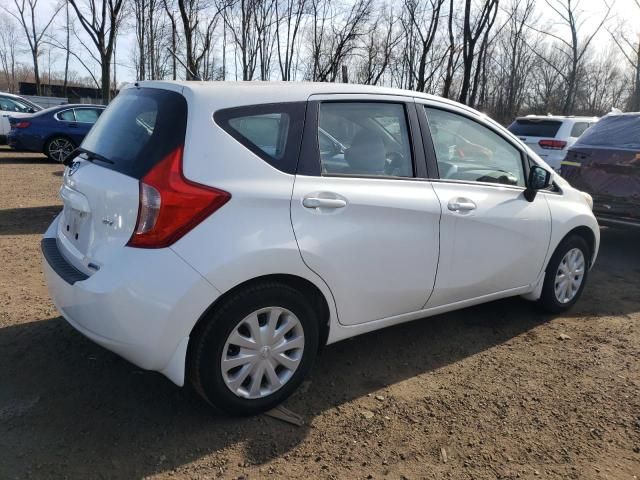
[
  {"left": 575, "top": 114, "right": 640, "bottom": 149},
  {"left": 507, "top": 119, "right": 562, "bottom": 137},
  {"left": 80, "top": 87, "right": 187, "bottom": 179}
]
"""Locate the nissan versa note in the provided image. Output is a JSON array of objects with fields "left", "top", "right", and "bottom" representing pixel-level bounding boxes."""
[{"left": 42, "top": 82, "right": 599, "bottom": 415}]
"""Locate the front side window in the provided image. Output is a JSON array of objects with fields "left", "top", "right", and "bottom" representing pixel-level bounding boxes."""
[
  {"left": 74, "top": 108, "right": 101, "bottom": 123},
  {"left": 318, "top": 102, "right": 413, "bottom": 177},
  {"left": 425, "top": 107, "right": 525, "bottom": 187}
]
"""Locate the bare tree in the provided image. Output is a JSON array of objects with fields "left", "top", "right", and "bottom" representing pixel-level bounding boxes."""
[
  {"left": 355, "top": 5, "right": 400, "bottom": 86},
  {"left": 457, "top": 0, "right": 499, "bottom": 106},
  {"left": 0, "top": 15, "right": 20, "bottom": 93},
  {"left": 275, "top": 0, "right": 306, "bottom": 80},
  {"left": 491, "top": 0, "right": 537, "bottom": 122},
  {"left": 67, "top": 0, "right": 125, "bottom": 101},
  {"left": 608, "top": 0, "right": 640, "bottom": 111},
  {"left": 1, "top": 0, "right": 63, "bottom": 95},
  {"left": 308, "top": 0, "right": 373, "bottom": 82},
  {"left": 400, "top": 0, "right": 446, "bottom": 92},
  {"left": 532, "top": 0, "right": 612, "bottom": 114}
]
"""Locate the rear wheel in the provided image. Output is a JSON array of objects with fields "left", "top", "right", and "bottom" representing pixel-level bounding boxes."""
[
  {"left": 45, "top": 136, "right": 75, "bottom": 162},
  {"left": 537, "top": 235, "right": 590, "bottom": 313},
  {"left": 188, "top": 282, "right": 319, "bottom": 416}
]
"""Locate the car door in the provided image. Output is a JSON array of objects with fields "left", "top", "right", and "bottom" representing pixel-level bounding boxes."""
[
  {"left": 417, "top": 102, "right": 552, "bottom": 307},
  {"left": 291, "top": 95, "right": 441, "bottom": 326}
]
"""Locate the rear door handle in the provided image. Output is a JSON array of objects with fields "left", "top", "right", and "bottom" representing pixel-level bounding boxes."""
[
  {"left": 302, "top": 197, "right": 347, "bottom": 209},
  {"left": 447, "top": 198, "right": 476, "bottom": 212}
]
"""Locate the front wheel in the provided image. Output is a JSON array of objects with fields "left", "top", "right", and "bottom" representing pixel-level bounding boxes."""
[
  {"left": 537, "top": 235, "right": 590, "bottom": 313},
  {"left": 45, "top": 136, "right": 75, "bottom": 162},
  {"left": 188, "top": 282, "right": 319, "bottom": 416}
]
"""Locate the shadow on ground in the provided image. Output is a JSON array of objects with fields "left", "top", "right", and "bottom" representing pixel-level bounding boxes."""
[
  {"left": 0, "top": 229, "right": 638, "bottom": 478},
  {"left": 0, "top": 206, "right": 61, "bottom": 235}
]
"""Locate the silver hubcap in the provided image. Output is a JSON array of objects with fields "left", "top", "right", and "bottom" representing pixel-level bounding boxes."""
[
  {"left": 49, "top": 138, "right": 73, "bottom": 162},
  {"left": 221, "top": 307, "right": 305, "bottom": 399},
  {"left": 554, "top": 248, "right": 585, "bottom": 303}
]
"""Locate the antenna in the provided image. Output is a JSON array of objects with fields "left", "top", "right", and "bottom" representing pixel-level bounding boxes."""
[{"left": 167, "top": 49, "right": 202, "bottom": 81}]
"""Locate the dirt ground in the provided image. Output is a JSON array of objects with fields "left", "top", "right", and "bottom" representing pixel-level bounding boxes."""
[{"left": 0, "top": 146, "right": 638, "bottom": 480}]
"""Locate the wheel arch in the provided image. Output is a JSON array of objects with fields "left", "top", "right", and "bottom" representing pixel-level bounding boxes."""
[
  {"left": 186, "top": 274, "right": 331, "bottom": 366},
  {"left": 560, "top": 225, "right": 597, "bottom": 265}
]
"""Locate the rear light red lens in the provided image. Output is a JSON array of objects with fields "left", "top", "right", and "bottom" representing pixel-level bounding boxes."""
[
  {"left": 127, "top": 146, "right": 231, "bottom": 248},
  {"left": 12, "top": 121, "right": 31, "bottom": 129},
  {"left": 538, "top": 139, "right": 567, "bottom": 150}
]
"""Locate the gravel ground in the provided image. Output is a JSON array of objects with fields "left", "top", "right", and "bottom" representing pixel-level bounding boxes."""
[{"left": 0, "top": 147, "right": 639, "bottom": 480}]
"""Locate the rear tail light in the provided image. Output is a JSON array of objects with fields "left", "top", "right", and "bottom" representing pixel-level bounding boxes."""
[
  {"left": 538, "top": 139, "right": 567, "bottom": 150},
  {"left": 11, "top": 121, "right": 31, "bottom": 129},
  {"left": 127, "top": 146, "right": 231, "bottom": 248}
]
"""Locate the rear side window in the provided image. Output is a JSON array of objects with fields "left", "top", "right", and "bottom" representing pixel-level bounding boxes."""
[
  {"left": 508, "top": 119, "right": 562, "bottom": 137},
  {"left": 74, "top": 108, "right": 101, "bottom": 123},
  {"left": 215, "top": 102, "right": 305, "bottom": 174},
  {"left": 570, "top": 122, "right": 589, "bottom": 137},
  {"left": 318, "top": 102, "right": 413, "bottom": 177},
  {"left": 81, "top": 88, "right": 187, "bottom": 179},
  {"left": 576, "top": 115, "right": 640, "bottom": 148},
  {"left": 57, "top": 109, "right": 75, "bottom": 121}
]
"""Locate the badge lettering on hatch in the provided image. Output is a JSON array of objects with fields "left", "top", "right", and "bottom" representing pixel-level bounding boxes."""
[{"left": 68, "top": 161, "right": 81, "bottom": 177}]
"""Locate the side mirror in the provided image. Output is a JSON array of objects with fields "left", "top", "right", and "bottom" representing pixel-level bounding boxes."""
[{"left": 524, "top": 165, "right": 551, "bottom": 202}]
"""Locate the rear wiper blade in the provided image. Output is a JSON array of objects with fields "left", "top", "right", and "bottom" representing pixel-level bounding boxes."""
[{"left": 63, "top": 147, "right": 114, "bottom": 166}]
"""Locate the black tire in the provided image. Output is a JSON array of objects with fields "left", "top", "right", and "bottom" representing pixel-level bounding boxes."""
[
  {"left": 537, "top": 235, "right": 591, "bottom": 313},
  {"left": 188, "top": 282, "right": 319, "bottom": 416},
  {"left": 45, "top": 136, "right": 75, "bottom": 162}
]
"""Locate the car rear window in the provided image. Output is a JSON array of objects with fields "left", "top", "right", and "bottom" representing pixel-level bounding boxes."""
[
  {"left": 575, "top": 115, "right": 640, "bottom": 149},
  {"left": 80, "top": 87, "right": 187, "bottom": 179},
  {"left": 507, "top": 119, "right": 562, "bottom": 137}
]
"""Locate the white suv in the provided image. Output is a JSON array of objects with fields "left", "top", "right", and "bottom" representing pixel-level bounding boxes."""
[
  {"left": 507, "top": 115, "right": 598, "bottom": 171},
  {"left": 43, "top": 82, "right": 599, "bottom": 415}
]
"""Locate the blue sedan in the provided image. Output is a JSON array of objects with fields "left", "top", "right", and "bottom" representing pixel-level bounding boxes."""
[{"left": 7, "top": 104, "right": 105, "bottom": 162}]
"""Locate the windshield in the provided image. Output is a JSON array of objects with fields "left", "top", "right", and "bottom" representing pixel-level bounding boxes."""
[
  {"left": 81, "top": 88, "right": 187, "bottom": 179},
  {"left": 575, "top": 114, "right": 640, "bottom": 149}
]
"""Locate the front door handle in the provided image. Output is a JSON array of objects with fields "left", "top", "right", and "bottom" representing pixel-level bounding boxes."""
[
  {"left": 447, "top": 198, "right": 476, "bottom": 212},
  {"left": 302, "top": 197, "right": 347, "bottom": 209}
]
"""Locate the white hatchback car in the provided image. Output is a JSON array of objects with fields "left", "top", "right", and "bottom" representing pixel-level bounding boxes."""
[
  {"left": 507, "top": 115, "right": 598, "bottom": 171},
  {"left": 43, "top": 82, "right": 599, "bottom": 415}
]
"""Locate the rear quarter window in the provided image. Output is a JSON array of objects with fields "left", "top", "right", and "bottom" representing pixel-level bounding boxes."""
[
  {"left": 508, "top": 119, "right": 562, "bottom": 137},
  {"left": 215, "top": 102, "right": 305, "bottom": 174},
  {"left": 570, "top": 122, "right": 590, "bottom": 137}
]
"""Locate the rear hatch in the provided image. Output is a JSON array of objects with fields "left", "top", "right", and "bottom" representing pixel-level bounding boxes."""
[
  {"left": 507, "top": 118, "right": 565, "bottom": 159},
  {"left": 562, "top": 114, "right": 640, "bottom": 223},
  {"left": 56, "top": 86, "right": 188, "bottom": 274}
]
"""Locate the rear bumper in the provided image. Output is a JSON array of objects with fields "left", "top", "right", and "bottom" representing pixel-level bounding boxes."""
[
  {"left": 7, "top": 131, "right": 42, "bottom": 152},
  {"left": 42, "top": 216, "right": 220, "bottom": 386}
]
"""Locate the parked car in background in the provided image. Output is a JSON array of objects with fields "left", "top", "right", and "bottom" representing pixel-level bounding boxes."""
[
  {"left": 561, "top": 112, "right": 640, "bottom": 228},
  {"left": 42, "top": 82, "right": 599, "bottom": 416},
  {"left": 508, "top": 115, "right": 598, "bottom": 171},
  {"left": 0, "top": 92, "right": 42, "bottom": 143},
  {"left": 7, "top": 104, "right": 105, "bottom": 161}
]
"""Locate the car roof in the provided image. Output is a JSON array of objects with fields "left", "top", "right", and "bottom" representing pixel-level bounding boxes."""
[
  {"left": 515, "top": 115, "right": 599, "bottom": 121},
  {"left": 129, "top": 80, "right": 485, "bottom": 116}
]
